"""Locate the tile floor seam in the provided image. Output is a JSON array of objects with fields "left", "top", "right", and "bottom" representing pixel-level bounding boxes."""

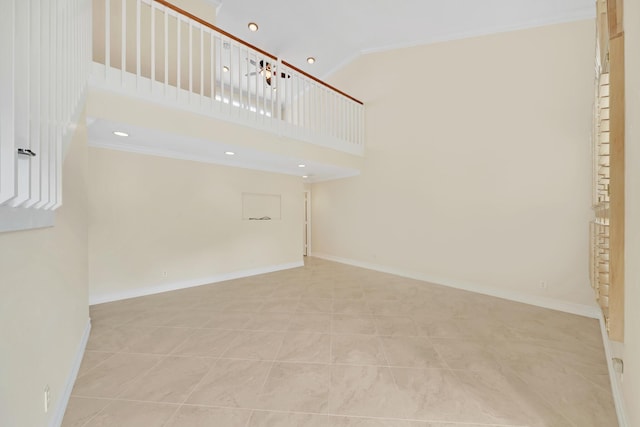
[
  {"left": 173, "top": 356, "right": 222, "bottom": 407},
  {"left": 74, "top": 397, "right": 117, "bottom": 427},
  {"left": 499, "top": 366, "right": 581, "bottom": 427},
  {"left": 329, "top": 309, "right": 334, "bottom": 369},
  {"left": 425, "top": 334, "right": 454, "bottom": 371},
  {"left": 75, "top": 351, "right": 118, "bottom": 380},
  {"left": 255, "top": 319, "right": 290, "bottom": 397},
  {"left": 242, "top": 409, "right": 255, "bottom": 427},
  {"left": 111, "top": 354, "right": 169, "bottom": 401},
  {"left": 159, "top": 402, "right": 183, "bottom": 427},
  {"left": 360, "top": 296, "right": 412, "bottom": 420}
]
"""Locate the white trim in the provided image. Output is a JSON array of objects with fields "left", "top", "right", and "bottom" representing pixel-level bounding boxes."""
[
  {"left": 312, "top": 253, "right": 600, "bottom": 318},
  {"left": 89, "top": 261, "right": 304, "bottom": 305},
  {"left": 0, "top": 206, "right": 55, "bottom": 233},
  {"left": 50, "top": 319, "right": 91, "bottom": 427},
  {"left": 598, "top": 314, "right": 629, "bottom": 427}
]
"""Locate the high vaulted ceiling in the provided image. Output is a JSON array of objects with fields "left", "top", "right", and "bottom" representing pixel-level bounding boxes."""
[{"left": 215, "top": 0, "right": 595, "bottom": 79}]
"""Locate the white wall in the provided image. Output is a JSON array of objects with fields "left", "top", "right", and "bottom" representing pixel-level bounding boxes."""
[
  {"left": 0, "top": 115, "right": 89, "bottom": 427},
  {"left": 312, "top": 20, "right": 597, "bottom": 310},
  {"left": 623, "top": 0, "right": 640, "bottom": 424},
  {"left": 88, "top": 147, "right": 304, "bottom": 303}
]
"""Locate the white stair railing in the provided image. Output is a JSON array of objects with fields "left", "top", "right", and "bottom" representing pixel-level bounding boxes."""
[{"left": 91, "top": 0, "right": 365, "bottom": 155}]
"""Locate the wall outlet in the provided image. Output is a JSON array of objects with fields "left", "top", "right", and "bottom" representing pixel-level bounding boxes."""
[
  {"left": 44, "top": 385, "right": 51, "bottom": 413},
  {"left": 539, "top": 280, "right": 548, "bottom": 290}
]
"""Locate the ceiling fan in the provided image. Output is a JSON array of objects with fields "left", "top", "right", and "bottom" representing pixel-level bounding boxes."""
[{"left": 246, "top": 59, "right": 290, "bottom": 86}]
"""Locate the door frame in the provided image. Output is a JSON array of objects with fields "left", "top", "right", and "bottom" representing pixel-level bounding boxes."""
[{"left": 304, "top": 190, "right": 311, "bottom": 256}]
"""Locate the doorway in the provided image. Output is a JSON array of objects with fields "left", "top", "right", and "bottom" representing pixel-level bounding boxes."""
[{"left": 303, "top": 191, "right": 311, "bottom": 256}]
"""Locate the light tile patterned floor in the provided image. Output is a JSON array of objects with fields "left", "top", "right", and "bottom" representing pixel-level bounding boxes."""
[{"left": 63, "top": 257, "right": 617, "bottom": 427}]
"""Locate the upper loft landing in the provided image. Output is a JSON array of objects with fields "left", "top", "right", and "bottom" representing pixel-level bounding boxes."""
[{"left": 88, "top": 0, "right": 365, "bottom": 180}]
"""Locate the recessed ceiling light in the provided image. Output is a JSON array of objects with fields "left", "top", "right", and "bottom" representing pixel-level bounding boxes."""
[
  {"left": 302, "top": 175, "right": 309, "bottom": 178},
  {"left": 306, "top": 57, "right": 316, "bottom": 64},
  {"left": 223, "top": 66, "right": 229, "bottom": 73},
  {"left": 248, "top": 22, "right": 259, "bottom": 32},
  {"left": 113, "top": 131, "right": 129, "bottom": 137},
  {"left": 224, "top": 151, "right": 235, "bottom": 156},
  {"left": 298, "top": 164, "right": 306, "bottom": 168}
]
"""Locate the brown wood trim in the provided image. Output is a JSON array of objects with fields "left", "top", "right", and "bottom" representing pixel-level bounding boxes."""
[
  {"left": 152, "top": 0, "right": 364, "bottom": 105},
  {"left": 281, "top": 60, "right": 363, "bottom": 105},
  {"left": 607, "top": 0, "right": 624, "bottom": 38},
  {"left": 608, "top": 33, "right": 625, "bottom": 342}
]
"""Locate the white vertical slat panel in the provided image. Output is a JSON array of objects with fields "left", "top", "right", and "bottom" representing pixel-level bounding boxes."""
[
  {"left": 219, "top": 38, "right": 225, "bottom": 108},
  {"left": 351, "top": 101, "right": 356, "bottom": 144},
  {"left": 105, "top": 0, "right": 110, "bottom": 77},
  {"left": 26, "top": 0, "right": 41, "bottom": 207},
  {"left": 209, "top": 31, "right": 214, "bottom": 106},
  {"left": 48, "top": 0, "right": 60, "bottom": 209},
  {"left": 42, "top": 0, "right": 56, "bottom": 209},
  {"left": 36, "top": 0, "right": 51, "bottom": 209},
  {"left": 237, "top": 46, "right": 242, "bottom": 113},
  {"left": 275, "top": 58, "right": 281, "bottom": 122},
  {"left": 227, "top": 40, "right": 233, "bottom": 114},
  {"left": 199, "top": 27, "right": 204, "bottom": 105},
  {"left": 188, "top": 21, "right": 193, "bottom": 101},
  {"left": 121, "top": 0, "right": 125, "bottom": 85},
  {"left": 245, "top": 52, "right": 251, "bottom": 118},
  {"left": 10, "top": 0, "right": 31, "bottom": 208},
  {"left": 287, "top": 69, "right": 293, "bottom": 127},
  {"left": 219, "top": 37, "right": 225, "bottom": 107},
  {"left": 0, "top": 0, "right": 16, "bottom": 205},
  {"left": 136, "top": 0, "right": 141, "bottom": 87},
  {"left": 360, "top": 105, "right": 365, "bottom": 146},
  {"left": 228, "top": 40, "right": 236, "bottom": 114},
  {"left": 163, "top": 7, "right": 168, "bottom": 92},
  {"left": 176, "top": 16, "right": 181, "bottom": 101},
  {"left": 150, "top": 0, "right": 156, "bottom": 92},
  {"left": 314, "top": 84, "right": 318, "bottom": 135}
]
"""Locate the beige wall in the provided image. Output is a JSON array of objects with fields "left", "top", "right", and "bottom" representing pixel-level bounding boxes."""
[
  {"left": 623, "top": 0, "right": 639, "bottom": 424},
  {"left": 88, "top": 147, "right": 304, "bottom": 302},
  {"left": 0, "top": 115, "right": 89, "bottom": 426},
  {"left": 313, "top": 20, "right": 597, "bottom": 308}
]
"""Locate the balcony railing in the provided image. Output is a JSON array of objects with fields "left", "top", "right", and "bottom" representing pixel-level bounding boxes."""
[{"left": 91, "top": 0, "right": 365, "bottom": 155}]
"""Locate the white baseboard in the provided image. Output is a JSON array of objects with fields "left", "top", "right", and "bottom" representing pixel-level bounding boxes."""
[
  {"left": 50, "top": 319, "right": 91, "bottom": 427},
  {"left": 89, "top": 261, "right": 304, "bottom": 305},
  {"left": 598, "top": 314, "right": 629, "bottom": 427},
  {"left": 311, "top": 253, "right": 600, "bottom": 318}
]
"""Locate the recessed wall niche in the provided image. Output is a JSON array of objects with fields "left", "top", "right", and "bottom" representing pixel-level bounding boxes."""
[{"left": 242, "top": 193, "right": 281, "bottom": 220}]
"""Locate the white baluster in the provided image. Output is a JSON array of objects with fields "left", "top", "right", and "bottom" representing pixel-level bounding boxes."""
[
  {"left": 120, "top": 0, "right": 125, "bottom": 85},
  {"left": 27, "top": 0, "right": 41, "bottom": 207},
  {"left": 199, "top": 26, "right": 204, "bottom": 105},
  {"left": 151, "top": 0, "right": 155, "bottom": 92},
  {"left": 176, "top": 16, "right": 181, "bottom": 101},
  {"left": 105, "top": 0, "right": 110, "bottom": 78},
  {"left": 163, "top": 7, "right": 168, "bottom": 94},
  {"left": 136, "top": 0, "right": 141, "bottom": 88},
  {"left": 188, "top": 20, "right": 192, "bottom": 103}
]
